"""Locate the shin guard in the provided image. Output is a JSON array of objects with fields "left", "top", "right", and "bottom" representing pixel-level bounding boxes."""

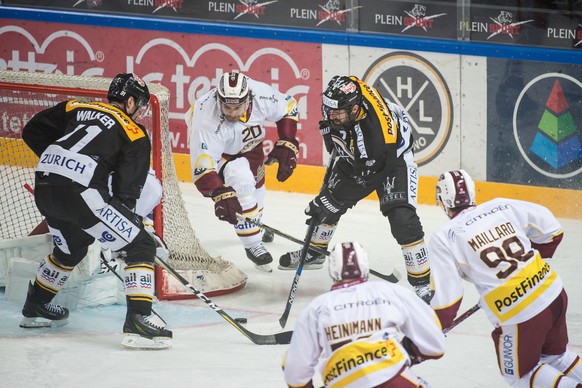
[
  {"left": 124, "top": 262, "right": 155, "bottom": 315},
  {"left": 402, "top": 239, "right": 430, "bottom": 287},
  {"left": 34, "top": 254, "right": 74, "bottom": 300}
]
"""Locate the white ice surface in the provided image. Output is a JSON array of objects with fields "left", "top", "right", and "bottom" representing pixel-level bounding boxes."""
[{"left": 1, "top": 183, "right": 580, "bottom": 388}]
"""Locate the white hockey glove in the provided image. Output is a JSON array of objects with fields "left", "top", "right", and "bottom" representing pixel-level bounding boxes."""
[{"left": 151, "top": 232, "right": 170, "bottom": 262}]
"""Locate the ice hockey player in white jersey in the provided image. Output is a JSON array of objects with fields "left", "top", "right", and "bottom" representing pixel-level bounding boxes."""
[
  {"left": 283, "top": 241, "right": 445, "bottom": 388},
  {"left": 429, "top": 169, "right": 582, "bottom": 387},
  {"left": 185, "top": 72, "right": 299, "bottom": 272}
]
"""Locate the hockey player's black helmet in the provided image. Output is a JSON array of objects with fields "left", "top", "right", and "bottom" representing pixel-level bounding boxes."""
[
  {"left": 108, "top": 73, "right": 150, "bottom": 109},
  {"left": 321, "top": 75, "right": 362, "bottom": 128}
]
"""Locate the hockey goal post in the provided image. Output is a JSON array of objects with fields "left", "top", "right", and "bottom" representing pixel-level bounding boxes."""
[{"left": 0, "top": 70, "right": 247, "bottom": 300}]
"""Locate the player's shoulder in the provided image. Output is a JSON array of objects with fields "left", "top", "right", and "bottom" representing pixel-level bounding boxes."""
[
  {"left": 480, "top": 197, "right": 531, "bottom": 211},
  {"left": 249, "top": 78, "right": 287, "bottom": 101},
  {"left": 247, "top": 78, "right": 272, "bottom": 92},
  {"left": 196, "top": 88, "right": 217, "bottom": 107}
]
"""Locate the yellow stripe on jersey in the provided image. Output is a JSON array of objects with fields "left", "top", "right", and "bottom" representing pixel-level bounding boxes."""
[
  {"left": 285, "top": 98, "right": 299, "bottom": 121},
  {"left": 193, "top": 154, "right": 217, "bottom": 183},
  {"left": 66, "top": 100, "right": 146, "bottom": 141},
  {"left": 323, "top": 339, "right": 404, "bottom": 387},
  {"left": 352, "top": 77, "right": 398, "bottom": 145},
  {"left": 125, "top": 263, "right": 154, "bottom": 272},
  {"left": 484, "top": 255, "right": 557, "bottom": 322}
]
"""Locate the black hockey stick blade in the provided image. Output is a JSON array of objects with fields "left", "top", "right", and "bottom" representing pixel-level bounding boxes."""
[
  {"left": 236, "top": 215, "right": 401, "bottom": 284},
  {"left": 443, "top": 303, "right": 480, "bottom": 334},
  {"left": 155, "top": 256, "right": 293, "bottom": 345},
  {"left": 278, "top": 218, "right": 317, "bottom": 329},
  {"left": 369, "top": 268, "right": 402, "bottom": 283}
]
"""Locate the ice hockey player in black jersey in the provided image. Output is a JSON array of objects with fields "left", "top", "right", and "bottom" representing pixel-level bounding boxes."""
[
  {"left": 20, "top": 73, "right": 172, "bottom": 349},
  {"left": 279, "top": 75, "right": 434, "bottom": 304}
]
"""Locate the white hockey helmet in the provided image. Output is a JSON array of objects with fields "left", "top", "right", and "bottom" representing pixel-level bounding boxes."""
[
  {"left": 436, "top": 170, "right": 476, "bottom": 215},
  {"left": 217, "top": 72, "right": 250, "bottom": 105},
  {"left": 328, "top": 241, "right": 369, "bottom": 282}
]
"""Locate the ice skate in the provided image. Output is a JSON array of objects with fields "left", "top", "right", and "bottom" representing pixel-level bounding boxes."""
[
  {"left": 20, "top": 282, "right": 69, "bottom": 328},
  {"left": 262, "top": 228, "right": 274, "bottom": 243},
  {"left": 245, "top": 242, "right": 273, "bottom": 272},
  {"left": 122, "top": 312, "right": 173, "bottom": 350},
  {"left": 278, "top": 249, "right": 326, "bottom": 271},
  {"left": 413, "top": 283, "right": 435, "bottom": 305}
]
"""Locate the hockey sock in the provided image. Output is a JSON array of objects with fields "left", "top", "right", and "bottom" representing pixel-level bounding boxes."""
[
  {"left": 236, "top": 204, "right": 263, "bottom": 249},
  {"left": 34, "top": 254, "right": 74, "bottom": 301},
  {"left": 310, "top": 223, "right": 337, "bottom": 252},
  {"left": 124, "top": 262, "right": 155, "bottom": 315},
  {"left": 542, "top": 352, "right": 582, "bottom": 382},
  {"left": 402, "top": 239, "right": 430, "bottom": 286},
  {"left": 518, "top": 362, "right": 582, "bottom": 387}
]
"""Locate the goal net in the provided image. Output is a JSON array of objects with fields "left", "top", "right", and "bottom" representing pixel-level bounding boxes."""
[{"left": 0, "top": 70, "right": 247, "bottom": 300}]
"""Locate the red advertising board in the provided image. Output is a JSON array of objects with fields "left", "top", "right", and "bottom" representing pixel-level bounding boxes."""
[{"left": 0, "top": 19, "right": 324, "bottom": 164}]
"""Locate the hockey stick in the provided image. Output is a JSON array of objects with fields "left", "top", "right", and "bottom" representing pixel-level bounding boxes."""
[
  {"left": 97, "top": 250, "right": 169, "bottom": 324},
  {"left": 278, "top": 149, "right": 338, "bottom": 329},
  {"left": 237, "top": 215, "right": 401, "bottom": 283},
  {"left": 442, "top": 303, "right": 481, "bottom": 335},
  {"left": 278, "top": 219, "right": 317, "bottom": 329},
  {"left": 154, "top": 256, "right": 293, "bottom": 345}
]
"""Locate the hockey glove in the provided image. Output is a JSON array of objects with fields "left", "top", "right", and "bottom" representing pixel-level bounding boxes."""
[
  {"left": 212, "top": 186, "right": 242, "bottom": 225},
  {"left": 304, "top": 190, "right": 344, "bottom": 225},
  {"left": 266, "top": 138, "right": 299, "bottom": 182},
  {"left": 319, "top": 120, "right": 334, "bottom": 154},
  {"left": 401, "top": 336, "right": 425, "bottom": 366}
]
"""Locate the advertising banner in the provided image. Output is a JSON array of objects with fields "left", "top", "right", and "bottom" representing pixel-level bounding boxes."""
[
  {"left": 0, "top": 19, "right": 324, "bottom": 165},
  {"left": 3, "top": 2, "right": 581, "bottom": 50},
  {"left": 358, "top": 0, "right": 458, "bottom": 40},
  {"left": 465, "top": 5, "right": 582, "bottom": 50},
  {"left": 2, "top": 0, "right": 353, "bottom": 31},
  {"left": 487, "top": 58, "right": 582, "bottom": 189},
  {"left": 346, "top": 46, "right": 461, "bottom": 175}
]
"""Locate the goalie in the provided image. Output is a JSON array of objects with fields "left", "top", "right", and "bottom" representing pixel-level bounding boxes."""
[{"left": 19, "top": 73, "right": 172, "bottom": 350}]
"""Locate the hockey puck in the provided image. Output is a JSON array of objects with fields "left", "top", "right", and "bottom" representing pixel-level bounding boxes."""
[{"left": 234, "top": 317, "right": 247, "bottom": 324}]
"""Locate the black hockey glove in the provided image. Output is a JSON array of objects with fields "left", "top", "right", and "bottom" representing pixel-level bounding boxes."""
[
  {"left": 212, "top": 186, "right": 242, "bottom": 225},
  {"left": 266, "top": 138, "right": 299, "bottom": 182},
  {"left": 304, "top": 190, "right": 344, "bottom": 225},
  {"left": 319, "top": 120, "right": 334, "bottom": 154}
]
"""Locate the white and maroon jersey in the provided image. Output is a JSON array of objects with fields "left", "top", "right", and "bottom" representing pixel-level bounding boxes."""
[
  {"left": 185, "top": 78, "right": 298, "bottom": 190},
  {"left": 429, "top": 198, "right": 564, "bottom": 327},
  {"left": 283, "top": 280, "right": 445, "bottom": 388}
]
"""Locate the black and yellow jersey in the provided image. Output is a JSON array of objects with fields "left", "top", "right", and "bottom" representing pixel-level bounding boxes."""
[
  {"left": 329, "top": 76, "right": 414, "bottom": 182},
  {"left": 22, "top": 100, "right": 151, "bottom": 203}
]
